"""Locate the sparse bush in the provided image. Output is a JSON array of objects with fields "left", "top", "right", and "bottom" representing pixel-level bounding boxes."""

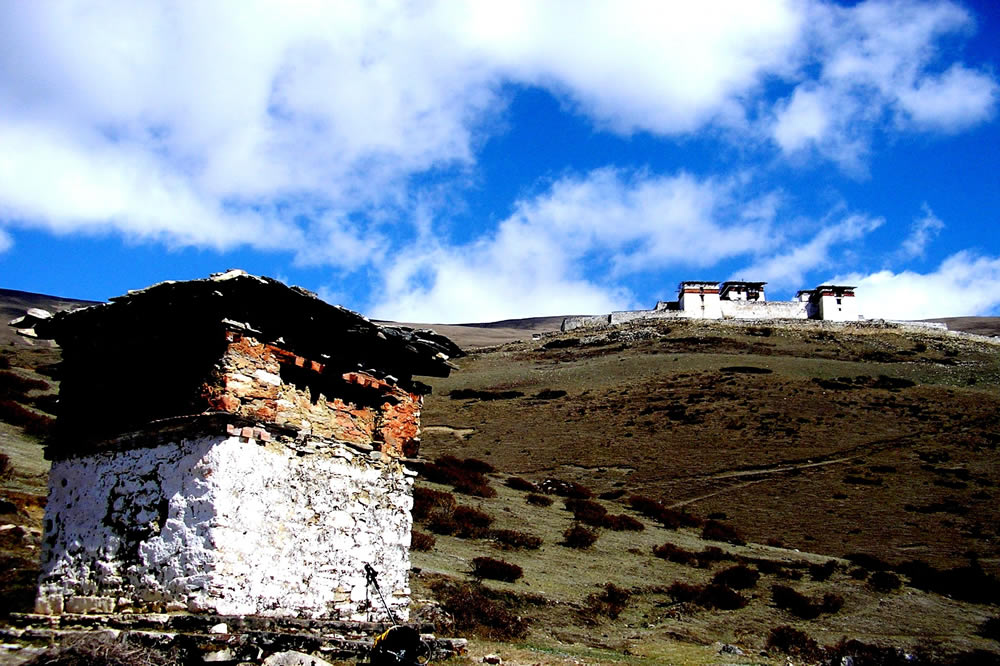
[
  {"left": 628, "top": 495, "right": 700, "bottom": 529},
  {"left": 598, "top": 489, "right": 625, "bottom": 500},
  {"left": 453, "top": 506, "right": 494, "bottom": 537},
  {"left": 766, "top": 625, "right": 821, "bottom": 660},
  {"left": 667, "top": 581, "right": 702, "bottom": 603},
  {"left": 461, "top": 458, "right": 495, "bottom": 473},
  {"left": 603, "top": 514, "right": 644, "bottom": 531},
  {"left": 433, "top": 581, "right": 529, "bottom": 640},
  {"left": 0, "top": 356, "right": 9, "bottom": 370},
  {"left": 411, "top": 530, "right": 436, "bottom": 552},
  {"left": 845, "top": 552, "right": 891, "bottom": 571},
  {"left": 585, "top": 583, "right": 631, "bottom": 619},
  {"left": 979, "top": 616, "right": 1000, "bottom": 641},
  {"left": 897, "top": 559, "right": 1000, "bottom": 604},
  {"left": 653, "top": 543, "right": 698, "bottom": 566},
  {"left": 0, "top": 400, "right": 54, "bottom": 437},
  {"left": 505, "top": 477, "right": 537, "bottom": 492},
  {"left": 471, "top": 556, "right": 523, "bottom": 582},
  {"left": 869, "top": 570, "right": 902, "bottom": 592},
  {"left": 420, "top": 456, "right": 496, "bottom": 497},
  {"left": 0, "top": 453, "right": 11, "bottom": 480},
  {"left": 413, "top": 487, "right": 456, "bottom": 522},
  {"left": 701, "top": 519, "right": 745, "bottom": 545},
  {"left": 819, "top": 593, "right": 844, "bottom": 614},
  {"left": 563, "top": 524, "right": 599, "bottom": 549},
  {"left": 712, "top": 565, "right": 759, "bottom": 590},
  {"left": 0, "top": 371, "right": 49, "bottom": 398},
  {"left": 771, "top": 584, "right": 842, "bottom": 619},
  {"left": 698, "top": 546, "right": 736, "bottom": 565},
  {"left": 452, "top": 477, "right": 497, "bottom": 498},
  {"left": 825, "top": 638, "right": 912, "bottom": 666},
  {"left": 809, "top": 560, "right": 838, "bottom": 582},
  {"left": 534, "top": 389, "right": 567, "bottom": 400},
  {"left": 19, "top": 635, "right": 174, "bottom": 666},
  {"left": 426, "top": 511, "right": 458, "bottom": 536},
  {"left": 564, "top": 498, "right": 607, "bottom": 525},
  {"left": 666, "top": 581, "right": 747, "bottom": 609},
  {"left": 849, "top": 567, "right": 869, "bottom": 580},
  {"left": 490, "top": 529, "right": 542, "bottom": 550},
  {"left": 525, "top": 493, "right": 553, "bottom": 507},
  {"left": 699, "top": 583, "right": 748, "bottom": 610}
]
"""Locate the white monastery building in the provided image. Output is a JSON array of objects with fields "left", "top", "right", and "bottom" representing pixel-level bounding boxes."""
[{"left": 564, "top": 281, "right": 860, "bottom": 331}]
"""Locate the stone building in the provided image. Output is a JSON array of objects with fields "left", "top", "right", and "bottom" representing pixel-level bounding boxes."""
[
  {"left": 25, "top": 270, "right": 461, "bottom": 621},
  {"left": 566, "top": 280, "right": 862, "bottom": 331}
]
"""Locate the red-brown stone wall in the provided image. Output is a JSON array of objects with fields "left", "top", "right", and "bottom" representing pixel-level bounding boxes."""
[{"left": 202, "top": 333, "right": 422, "bottom": 456}]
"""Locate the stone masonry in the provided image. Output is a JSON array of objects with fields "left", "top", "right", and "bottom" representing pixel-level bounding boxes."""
[{"left": 22, "top": 270, "right": 462, "bottom": 622}]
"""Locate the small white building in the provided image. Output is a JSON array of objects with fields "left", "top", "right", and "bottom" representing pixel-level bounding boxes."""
[
  {"left": 678, "top": 281, "right": 722, "bottom": 319},
  {"left": 810, "top": 284, "right": 858, "bottom": 321},
  {"left": 23, "top": 271, "right": 462, "bottom": 621},
  {"left": 719, "top": 281, "right": 766, "bottom": 302}
]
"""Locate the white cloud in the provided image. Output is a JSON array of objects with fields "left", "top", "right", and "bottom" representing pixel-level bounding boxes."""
[
  {"left": 897, "top": 204, "right": 945, "bottom": 259},
  {"left": 770, "top": 0, "right": 998, "bottom": 167},
  {"left": 0, "top": 228, "right": 11, "bottom": 253},
  {"left": 734, "top": 213, "right": 884, "bottom": 288},
  {"left": 0, "top": 0, "right": 995, "bottom": 308},
  {"left": 370, "top": 168, "right": 779, "bottom": 322},
  {"left": 838, "top": 252, "right": 1000, "bottom": 319}
]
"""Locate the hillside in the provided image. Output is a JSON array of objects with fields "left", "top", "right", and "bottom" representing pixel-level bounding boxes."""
[{"left": 2, "top": 289, "right": 1000, "bottom": 664}]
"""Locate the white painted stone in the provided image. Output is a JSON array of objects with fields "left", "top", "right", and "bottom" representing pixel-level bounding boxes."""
[{"left": 38, "top": 434, "right": 413, "bottom": 620}]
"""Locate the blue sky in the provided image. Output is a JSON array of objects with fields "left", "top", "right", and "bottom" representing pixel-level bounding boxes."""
[{"left": 1, "top": 0, "right": 999, "bottom": 322}]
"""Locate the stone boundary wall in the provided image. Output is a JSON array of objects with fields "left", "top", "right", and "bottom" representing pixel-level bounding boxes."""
[
  {"left": 37, "top": 432, "right": 413, "bottom": 621},
  {"left": 720, "top": 300, "right": 808, "bottom": 319}
]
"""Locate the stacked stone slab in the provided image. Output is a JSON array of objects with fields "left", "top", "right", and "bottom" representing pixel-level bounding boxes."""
[{"left": 23, "top": 270, "right": 462, "bottom": 621}]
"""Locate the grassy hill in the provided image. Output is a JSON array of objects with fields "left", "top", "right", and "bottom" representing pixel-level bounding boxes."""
[{"left": 1, "top": 289, "right": 999, "bottom": 664}]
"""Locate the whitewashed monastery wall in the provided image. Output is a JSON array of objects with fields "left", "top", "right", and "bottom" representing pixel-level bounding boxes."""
[{"left": 37, "top": 434, "right": 413, "bottom": 620}]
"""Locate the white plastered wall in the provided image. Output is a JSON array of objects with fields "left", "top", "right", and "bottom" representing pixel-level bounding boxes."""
[{"left": 37, "top": 434, "right": 413, "bottom": 620}]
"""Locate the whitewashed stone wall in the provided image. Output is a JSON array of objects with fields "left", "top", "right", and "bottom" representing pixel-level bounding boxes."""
[
  {"left": 38, "top": 434, "right": 413, "bottom": 620},
  {"left": 720, "top": 300, "right": 809, "bottom": 319}
]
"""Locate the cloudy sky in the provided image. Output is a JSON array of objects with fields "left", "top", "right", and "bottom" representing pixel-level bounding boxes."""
[{"left": 2, "top": 0, "right": 998, "bottom": 322}]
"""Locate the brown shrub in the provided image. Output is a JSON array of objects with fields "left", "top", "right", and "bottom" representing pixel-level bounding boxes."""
[
  {"left": 585, "top": 583, "right": 631, "bottom": 619},
  {"left": 563, "top": 524, "right": 599, "bottom": 549},
  {"left": 0, "top": 371, "right": 49, "bottom": 398},
  {"left": 979, "top": 616, "right": 1000, "bottom": 641},
  {"left": 490, "top": 529, "right": 542, "bottom": 550},
  {"left": 628, "top": 495, "right": 701, "bottom": 529},
  {"left": 653, "top": 543, "right": 698, "bottom": 566},
  {"left": 453, "top": 506, "right": 494, "bottom": 537},
  {"left": 869, "top": 570, "right": 902, "bottom": 592},
  {"left": 766, "top": 625, "right": 821, "bottom": 660},
  {"left": 712, "top": 565, "right": 759, "bottom": 590},
  {"left": 701, "top": 520, "right": 745, "bottom": 545},
  {"left": 699, "top": 583, "right": 749, "bottom": 610},
  {"left": 666, "top": 581, "right": 747, "bottom": 609},
  {"left": 505, "top": 477, "right": 538, "bottom": 492},
  {"left": 564, "top": 498, "right": 607, "bottom": 526},
  {"left": 667, "top": 581, "right": 702, "bottom": 603},
  {"left": 0, "top": 453, "right": 11, "bottom": 480},
  {"left": 19, "top": 634, "right": 173, "bottom": 666},
  {"left": 413, "top": 487, "right": 456, "bottom": 522},
  {"left": 771, "top": 584, "right": 843, "bottom": 619},
  {"left": 603, "top": 514, "right": 644, "bottom": 531},
  {"left": 471, "top": 556, "right": 523, "bottom": 582},
  {"left": 461, "top": 458, "right": 495, "bottom": 474},
  {"left": 420, "top": 456, "right": 496, "bottom": 497},
  {"left": 809, "top": 559, "right": 838, "bottom": 582},
  {"left": 411, "top": 530, "right": 436, "bottom": 552},
  {"left": 433, "top": 582, "right": 529, "bottom": 640},
  {"left": 0, "top": 400, "right": 54, "bottom": 437},
  {"left": 525, "top": 493, "right": 553, "bottom": 507}
]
